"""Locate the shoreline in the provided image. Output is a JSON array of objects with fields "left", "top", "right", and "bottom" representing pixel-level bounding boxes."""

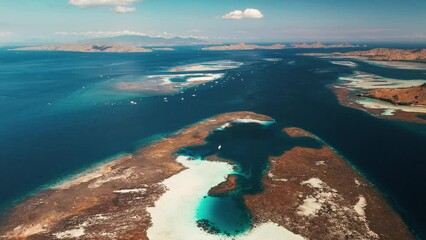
[{"left": 0, "top": 130, "right": 172, "bottom": 219}]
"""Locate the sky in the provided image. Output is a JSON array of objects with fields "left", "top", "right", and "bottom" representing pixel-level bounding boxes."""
[{"left": 0, "top": 0, "right": 425, "bottom": 44}]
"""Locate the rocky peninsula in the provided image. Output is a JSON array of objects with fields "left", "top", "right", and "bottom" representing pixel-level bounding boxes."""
[
  {"left": 303, "top": 48, "right": 426, "bottom": 63},
  {"left": 343, "top": 48, "right": 426, "bottom": 61},
  {"left": 359, "top": 83, "right": 426, "bottom": 106},
  {"left": 330, "top": 71, "right": 426, "bottom": 123}
]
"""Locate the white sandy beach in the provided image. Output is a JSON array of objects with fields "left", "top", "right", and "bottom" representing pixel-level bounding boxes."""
[{"left": 146, "top": 155, "right": 305, "bottom": 240}]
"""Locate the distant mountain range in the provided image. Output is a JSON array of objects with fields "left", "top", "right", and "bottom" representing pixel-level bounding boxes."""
[
  {"left": 11, "top": 35, "right": 216, "bottom": 52},
  {"left": 202, "top": 42, "right": 358, "bottom": 51},
  {"left": 202, "top": 42, "right": 285, "bottom": 51},
  {"left": 10, "top": 37, "right": 360, "bottom": 53}
]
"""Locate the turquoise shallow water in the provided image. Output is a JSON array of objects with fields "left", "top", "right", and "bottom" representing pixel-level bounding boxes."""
[
  {"left": 197, "top": 196, "right": 251, "bottom": 236},
  {"left": 0, "top": 46, "right": 426, "bottom": 237},
  {"left": 178, "top": 121, "right": 321, "bottom": 235}
]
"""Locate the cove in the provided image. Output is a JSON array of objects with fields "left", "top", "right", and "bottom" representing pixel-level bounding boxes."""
[{"left": 177, "top": 121, "right": 321, "bottom": 236}]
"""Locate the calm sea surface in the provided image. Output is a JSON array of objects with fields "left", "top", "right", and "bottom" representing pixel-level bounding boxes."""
[{"left": 0, "top": 46, "right": 425, "bottom": 237}]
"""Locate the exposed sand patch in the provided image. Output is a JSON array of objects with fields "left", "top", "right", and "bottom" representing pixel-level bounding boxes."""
[
  {"left": 217, "top": 118, "right": 275, "bottom": 130},
  {"left": 263, "top": 58, "right": 283, "bottom": 62},
  {"left": 354, "top": 196, "right": 367, "bottom": 216},
  {"left": 297, "top": 197, "right": 322, "bottom": 216},
  {"left": 330, "top": 61, "right": 357, "bottom": 67},
  {"left": 381, "top": 109, "right": 396, "bottom": 116},
  {"left": 113, "top": 188, "right": 147, "bottom": 194},
  {"left": 115, "top": 73, "right": 225, "bottom": 95},
  {"left": 297, "top": 178, "right": 336, "bottom": 217},
  {"left": 170, "top": 60, "right": 242, "bottom": 72},
  {"left": 339, "top": 71, "right": 425, "bottom": 90},
  {"left": 357, "top": 98, "right": 426, "bottom": 114},
  {"left": 302, "top": 178, "right": 325, "bottom": 189},
  {"left": 54, "top": 227, "right": 85, "bottom": 239},
  {"left": 366, "top": 60, "right": 426, "bottom": 70}
]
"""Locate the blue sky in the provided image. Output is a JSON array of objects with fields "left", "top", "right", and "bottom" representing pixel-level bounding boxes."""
[{"left": 0, "top": 0, "right": 425, "bottom": 43}]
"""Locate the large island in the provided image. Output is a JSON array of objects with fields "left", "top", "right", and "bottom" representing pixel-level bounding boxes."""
[{"left": 0, "top": 112, "right": 413, "bottom": 239}]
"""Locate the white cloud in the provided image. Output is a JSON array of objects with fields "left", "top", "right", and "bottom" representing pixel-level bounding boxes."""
[
  {"left": 0, "top": 31, "right": 12, "bottom": 38},
  {"left": 114, "top": 5, "right": 135, "bottom": 13},
  {"left": 69, "top": 0, "right": 139, "bottom": 13},
  {"left": 222, "top": 8, "right": 263, "bottom": 20}
]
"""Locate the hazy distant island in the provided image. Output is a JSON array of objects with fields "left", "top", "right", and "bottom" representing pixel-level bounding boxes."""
[
  {"left": 0, "top": 112, "right": 414, "bottom": 239},
  {"left": 12, "top": 38, "right": 360, "bottom": 53},
  {"left": 303, "top": 48, "right": 426, "bottom": 62},
  {"left": 202, "top": 42, "right": 285, "bottom": 51},
  {"left": 11, "top": 35, "right": 213, "bottom": 53},
  {"left": 203, "top": 42, "right": 357, "bottom": 51},
  {"left": 84, "top": 35, "right": 211, "bottom": 46},
  {"left": 14, "top": 44, "right": 155, "bottom": 53},
  {"left": 290, "top": 42, "right": 357, "bottom": 48}
]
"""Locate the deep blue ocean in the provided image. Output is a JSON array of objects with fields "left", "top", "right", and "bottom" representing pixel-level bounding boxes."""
[{"left": 0, "top": 46, "right": 425, "bottom": 238}]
